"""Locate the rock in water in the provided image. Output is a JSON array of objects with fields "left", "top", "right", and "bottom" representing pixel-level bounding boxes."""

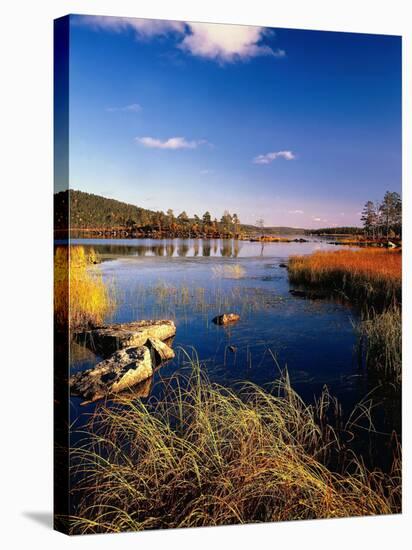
[
  {"left": 212, "top": 313, "right": 240, "bottom": 325},
  {"left": 146, "top": 337, "right": 175, "bottom": 364},
  {"left": 75, "top": 320, "right": 176, "bottom": 356},
  {"left": 70, "top": 337, "right": 176, "bottom": 403},
  {"left": 289, "top": 289, "right": 307, "bottom": 298},
  {"left": 70, "top": 346, "right": 153, "bottom": 403}
]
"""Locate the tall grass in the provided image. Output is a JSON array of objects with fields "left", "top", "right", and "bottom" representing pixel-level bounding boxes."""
[
  {"left": 288, "top": 249, "right": 401, "bottom": 307},
  {"left": 54, "top": 245, "right": 115, "bottom": 330},
  {"left": 67, "top": 358, "right": 400, "bottom": 534},
  {"left": 358, "top": 307, "right": 402, "bottom": 383}
]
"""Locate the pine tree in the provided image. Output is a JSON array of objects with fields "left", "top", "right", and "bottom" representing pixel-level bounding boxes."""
[
  {"left": 361, "top": 201, "right": 377, "bottom": 238},
  {"left": 380, "top": 191, "right": 402, "bottom": 239}
]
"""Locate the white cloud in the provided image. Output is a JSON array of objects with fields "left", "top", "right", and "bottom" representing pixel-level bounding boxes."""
[
  {"left": 75, "top": 16, "right": 285, "bottom": 63},
  {"left": 136, "top": 136, "right": 204, "bottom": 150},
  {"left": 288, "top": 209, "right": 304, "bottom": 214},
  {"left": 253, "top": 150, "right": 295, "bottom": 164},
  {"left": 180, "top": 23, "right": 285, "bottom": 62},
  {"left": 313, "top": 217, "right": 321, "bottom": 222},
  {"left": 106, "top": 103, "right": 141, "bottom": 113},
  {"left": 200, "top": 169, "right": 214, "bottom": 175}
]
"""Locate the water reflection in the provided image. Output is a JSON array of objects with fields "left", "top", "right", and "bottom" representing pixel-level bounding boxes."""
[{"left": 69, "top": 236, "right": 337, "bottom": 260}]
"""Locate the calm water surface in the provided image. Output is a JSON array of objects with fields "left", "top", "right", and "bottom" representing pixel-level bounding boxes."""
[{"left": 68, "top": 238, "right": 375, "bottom": 423}]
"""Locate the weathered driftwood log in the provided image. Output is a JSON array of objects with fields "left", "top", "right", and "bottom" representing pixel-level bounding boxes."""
[
  {"left": 70, "top": 337, "right": 175, "bottom": 403},
  {"left": 75, "top": 320, "right": 176, "bottom": 356},
  {"left": 212, "top": 313, "right": 240, "bottom": 325}
]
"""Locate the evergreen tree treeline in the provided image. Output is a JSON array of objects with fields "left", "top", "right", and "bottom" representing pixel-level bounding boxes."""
[
  {"left": 55, "top": 190, "right": 243, "bottom": 238},
  {"left": 361, "top": 191, "right": 402, "bottom": 239}
]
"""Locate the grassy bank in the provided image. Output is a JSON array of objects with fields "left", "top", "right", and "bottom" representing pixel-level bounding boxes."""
[
  {"left": 288, "top": 249, "right": 402, "bottom": 381},
  {"left": 288, "top": 249, "right": 401, "bottom": 307},
  {"left": 67, "top": 360, "right": 400, "bottom": 534},
  {"left": 54, "top": 245, "right": 115, "bottom": 330}
]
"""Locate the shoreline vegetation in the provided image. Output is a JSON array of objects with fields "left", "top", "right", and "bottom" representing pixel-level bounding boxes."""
[
  {"left": 54, "top": 246, "right": 115, "bottom": 330},
  {"left": 288, "top": 248, "right": 402, "bottom": 383},
  {"left": 67, "top": 359, "right": 400, "bottom": 534},
  {"left": 288, "top": 249, "right": 401, "bottom": 308},
  {"left": 54, "top": 190, "right": 401, "bottom": 247}
]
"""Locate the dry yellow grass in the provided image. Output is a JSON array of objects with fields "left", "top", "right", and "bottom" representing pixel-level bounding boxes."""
[
  {"left": 54, "top": 245, "right": 115, "bottom": 330},
  {"left": 66, "top": 360, "right": 400, "bottom": 534}
]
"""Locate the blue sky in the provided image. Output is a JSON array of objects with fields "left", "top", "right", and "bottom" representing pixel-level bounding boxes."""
[{"left": 64, "top": 15, "right": 401, "bottom": 228}]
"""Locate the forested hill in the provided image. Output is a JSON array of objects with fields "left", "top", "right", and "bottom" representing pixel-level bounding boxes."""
[
  {"left": 55, "top": 190, "right": 157, "bottom": 230},
  {"left": 55, "top": 189, "right": 362, "bottom": 237},
  {"left": 54, "top": 189, "right": 309, "bottom": 236}
]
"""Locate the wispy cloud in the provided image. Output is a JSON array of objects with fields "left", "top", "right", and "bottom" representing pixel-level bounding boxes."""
[
  {"left": 135, "top": 136, "right": 205, "bottom": 150},
  {"left": 200, "top": 169, "right": 214, "bottom": 175},
  {"left": 313, "top": 217, "right": 322, "bottom": 222},
  {"left": 76, "top": 16, "right": 185, "bottom": 38},
  {"left": 288, "top": 209, "right": 304, "bottom": 214},
  {"left": 253, "top": 150, "right": 295, "bottom": 164},
  {"left": 75, "top": 16, "right": 286, "bottom": 63},
  {"left": 106, "top": 103, "right": 142, "bottom": 113}
]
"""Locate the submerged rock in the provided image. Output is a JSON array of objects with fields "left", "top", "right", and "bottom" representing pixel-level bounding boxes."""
[
  {"left": 289, "top": 289, "right": 307, "bottom": 298},
  {"left": 75, "top": 320, "right": 176, "bottom": 356},
  {"left": 70, "top": 337, "right": 175, "bottom": 403},
  {"left": 289, "top": 289, "right": 327, "bottom": 300},
  {"left": 213, "top": 313, "right": 240, "bottom": 325}
]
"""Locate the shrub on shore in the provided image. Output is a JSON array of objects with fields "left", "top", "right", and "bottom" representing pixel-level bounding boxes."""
[
  {"left": 67, "top": 361, "right": 400, "bottom": 534},
  {"left": 54, "top": 245, "right": 114, "bottom": 330}
]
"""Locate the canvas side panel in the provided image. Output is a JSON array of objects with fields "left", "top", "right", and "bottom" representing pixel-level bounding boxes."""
[{"left": 53, "top": 14, "right": 70, "bottom": 535}]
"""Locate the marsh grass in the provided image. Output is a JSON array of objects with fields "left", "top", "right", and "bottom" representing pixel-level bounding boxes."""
[
  {"left": 288, "top": 249, "right": 401, "bottom": 308},
  {"left": 67, "top": 355, "right": 400, "bottom": 534},
  {"left": 145, "top": 281, "right": 282, "bottom": 321},
  {"left": 288, "top": 249, "right": 402, "bottom": 381},
  {"left": 358, "top": 307, "right": 402, "bottom": 383},
  {"left": 54, "top": 245, "right": 115, "bottom": 330}
]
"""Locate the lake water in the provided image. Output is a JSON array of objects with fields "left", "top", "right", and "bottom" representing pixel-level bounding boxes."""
[
  {"left": 66, "top": 237, "right": 401, "bottom": 472},
  {"left": 68, "top": 238, "right": 363, "bottom": 409}
]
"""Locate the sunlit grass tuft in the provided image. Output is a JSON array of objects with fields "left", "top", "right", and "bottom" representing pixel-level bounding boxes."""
[
  {"left": 54, "top": 245, "right": 115, "bottom": 330},
  {"left": 67, "top": 355, "right": 400, "bottom": 534},
  {"left": 358, "top": 307, "right": 402, "bottom": 383}
]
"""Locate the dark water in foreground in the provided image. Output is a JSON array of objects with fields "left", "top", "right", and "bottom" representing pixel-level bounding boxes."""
[{"left": 68, "top": 238, "right": 400, "bottom": 468}]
